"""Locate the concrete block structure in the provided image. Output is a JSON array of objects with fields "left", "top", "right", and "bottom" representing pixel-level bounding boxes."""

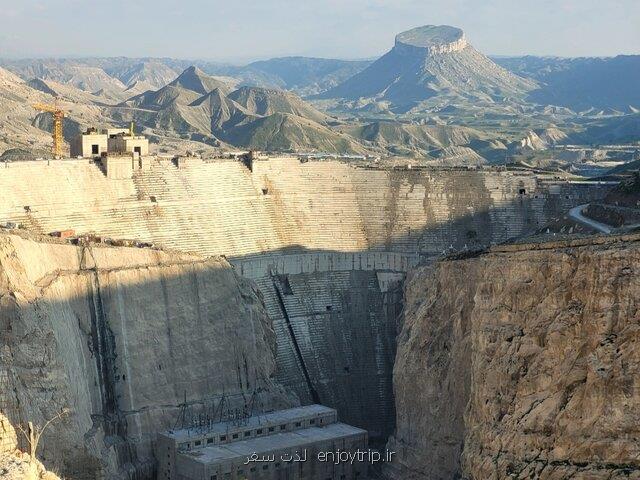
[
  {"left": 102, "top": 154, "right": 134, "bottom": 179},
  {"left": 70, "top": 128, "right": 108, "bottom": 158},
  {"left": 71, "top": 127, "right": 150, "bottom": 158},
  {"left": 107, "top": 132, "right": 149, "bottom": 156},
  {"left": 156, "top": 405, "right": 368, "bottom": 480}
]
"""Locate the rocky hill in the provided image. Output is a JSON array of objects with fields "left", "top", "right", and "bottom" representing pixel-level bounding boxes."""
[
  {"left": 227, "top": 111, "right": 366, "bottom": 153},
  {"left": 341, "top": 121, "right": 492, "bottom": 158},
  {"left": 216, "top": 56, "right": 372, "bottom": 96},
  {"left": 116, "top": 66, "right": 366, "bottom": 153},
  {"left": 104, "top": 60, "right": 179, "bottom": 90},
  {"left": 389, "top": 235, "right": 640, "bottom": 479},
  {"left": 0, "top": 67, "right": 104, "bottom": 154},
  {"left": 320, "top": 25, "right": 536, "bottom": 112},
  {"left": 229, "top": 85, "right": 331, "bottom": 124},
  {"left": 496, "top": 55, "right": 640, "bottom": 112}
]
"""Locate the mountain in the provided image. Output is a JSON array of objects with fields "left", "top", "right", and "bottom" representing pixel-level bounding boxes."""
[
  {"left": 571, "top": 113, "right": 640, "bottom": 144},
  {"left": 342, "top": 121, "right": 489, "bottom": 157},
  {"left": 190, "top": 88, "right": 255, "bottom": 132},
  {"left": 1, "top": 59, "right": 127, "bottom": 93},
  {"left": 495, "top": 55, "right": 640, "bottom": 111},
  {"left": 166, "top": 66, "right": 236, "bottom": 95},
  {"left": 114, "top": 66, "right": 364, "bottom": 153},
  {"left": 228, "top": 86, "right": 331, "bottom": 124},
  {"left": 227, "top": 112, "right": 366, "bottom": 153},
  {"left": 220, "top": 57, "right": 372, "bottom": 96},
  {"left": 1, "top": 56, "right": 371, "bottom": 98},
  {"left": 105, "top": 60, "right": 179, "bottom": 89},
  {"left": 27, "top": 77, "right": 107, "bottom": 105},
  {"left": 320, "top": 25, "right": 536, "bottom": 111},
  {"left": 123, "top": 67, "right": 237, "bottom": 110},
  {"left": 0, "top": 67, "right": 106, "bottom": 154}
]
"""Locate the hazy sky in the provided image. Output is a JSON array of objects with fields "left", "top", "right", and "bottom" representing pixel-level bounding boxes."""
[{"left": 1, "top": 0, "right": 638, "bottom": 62}]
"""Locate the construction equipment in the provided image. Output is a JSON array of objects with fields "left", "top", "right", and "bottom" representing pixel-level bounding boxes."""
[{"left": 32, "top": 102, "right": 65, "bottom": 158}]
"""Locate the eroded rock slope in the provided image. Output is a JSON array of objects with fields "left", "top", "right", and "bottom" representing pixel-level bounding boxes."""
[
  {"left": 389, "top": 236, "right": 640, "bottom": 479},
  {"left": 0, "top": 232, "right": 292, "bottom": 479}
]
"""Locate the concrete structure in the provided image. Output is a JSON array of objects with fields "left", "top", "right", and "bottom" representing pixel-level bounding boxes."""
[
  {"left": 157, "top": 405, "right": 368, "bottom": 480},
  {"left": 71, "top": 127, "right": 150, "bottom": 158},
  {"left": 102, "top": 154, "right": 135, "bottom": 179},
  {"left": 104, "top": 128, "right": 130, "bottom": 137},
  {"left": 107, "top": 132, "right": 149, "bottom": 156},
  {"left": 70, "top": 128, "right": 108, "bottom": 158},
  {"left": 0, "top": 157, "right": 607, "bottom": 443}
]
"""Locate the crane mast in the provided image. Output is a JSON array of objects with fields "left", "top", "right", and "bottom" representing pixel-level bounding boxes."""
[{"left": 32, "top": 102, "right": 66, "bottom": 158}]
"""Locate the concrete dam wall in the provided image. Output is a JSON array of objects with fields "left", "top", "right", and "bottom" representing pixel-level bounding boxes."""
[
  {"left": 0, "top": 232, "right": 292, "bottom": 478},
  {"left": 0, "top": 157, "right": 606, "bottom": 454}
]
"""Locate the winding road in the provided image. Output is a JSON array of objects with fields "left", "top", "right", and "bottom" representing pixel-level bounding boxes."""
[{"left": 568, "top": 204, "right": 612, "bottom": 234}]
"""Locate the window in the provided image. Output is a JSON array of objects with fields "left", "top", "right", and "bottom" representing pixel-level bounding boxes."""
[
  {"left": 220, "top": 435, "right": 226, "bottom": 441},
  {"left": 262, "top": 465, "right": 269, "bottom": 470},
  {"left": 232, "top": 434, "right": 238, "bottom": 439},
  {"left": 268, "top": 426, "right": 275, "bottom": 432},
  {"left": 195, "top": 440, "right": 201, "bottom": 446},
  {"left": 326, "top": 305, "right": 333, "bottom": 311},
  {"left": 210, "top": 476, "right": 217, "bottom": 480},
  {"left": 280, "top": 425, "right": 286, "bottom": 431},
  {"left": 310, "top": 419, "right": 316, "bottom": 424},
  {"left": 207, "top": 438, "right": 213, "bottom": 444},
  {"left": 244, "top": 431, "right": 251, "bottom": 437},
  {"left": 262, "top": 188, "right": 269, "bottom": 195},
  {"left": 250, "top": 467, "right": 256, "bottom": 473},
  {"left": 519, "top": 188, "right": 526, "bottom": 195},
  {"left": 295, "top": 422, "right": 301, "bottom": 427},
  {"left": 134, "top": 146, "right": 142, "bottom": 155},
  {"left": 257, "top": 428, "right": 263, "bottom": 434},
  {"left": 92, "top": 144, "right": 99, "bottom": 155},
  {"left": 275, "top": 463, "right": 281, "bottom": 469}
]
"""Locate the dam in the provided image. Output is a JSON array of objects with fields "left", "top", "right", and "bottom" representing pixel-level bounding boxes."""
[{"left": 0, "top": 155, "right": 605, "bottom": 477}]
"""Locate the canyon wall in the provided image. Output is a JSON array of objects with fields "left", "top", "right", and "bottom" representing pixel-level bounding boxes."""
[
  {"left": 0, "top": 232, "right": 292, "bottom": 479},
  {"left": 0, "top": 158, "right": 605, "bottom": 445},
  {"left": 389, "top": 236, "right": 640, "bottom": 479}
]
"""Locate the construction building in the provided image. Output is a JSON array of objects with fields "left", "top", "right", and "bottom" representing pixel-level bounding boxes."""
[
  {"left": 107, "top": 131, "right": 149, "bottom": 156},
  {"left": 156, "top": 405, "right": 368, "bottom": 480},
  {"left": 70, "top": 127, "right": 108, "bottom": 158},
  {"left": 71, "top": 125, "right": 149, "bottom": 158}
]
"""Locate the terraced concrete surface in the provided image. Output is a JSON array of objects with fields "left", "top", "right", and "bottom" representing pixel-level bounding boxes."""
[{"left": 0, "top": 157, "right": 606, "bottom": 440}]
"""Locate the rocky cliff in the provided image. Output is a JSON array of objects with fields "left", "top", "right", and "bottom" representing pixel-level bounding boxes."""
[
  {"left": 389, "top": 236, "right": 640, "bottom": 479},
  {"left": 0, "top": 232, "right": 292, "bottom": 479}
]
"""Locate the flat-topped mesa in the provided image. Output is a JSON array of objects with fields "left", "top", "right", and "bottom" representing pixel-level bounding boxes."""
[{"left": 394, "top": 25, "right": 468, "bottom": 56}]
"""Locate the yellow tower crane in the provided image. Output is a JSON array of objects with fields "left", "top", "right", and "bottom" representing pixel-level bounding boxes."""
[{"left": 32, "top": 102, "right": 66, "bottom": 158}]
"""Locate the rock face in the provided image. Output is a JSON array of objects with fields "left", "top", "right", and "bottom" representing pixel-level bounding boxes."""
[
  {"left": 0, "top": 232, "right": 292, "bottom": 479},
  {"left": 395, "top": 25, "right": 468, "bottom": 56},
  {"left": 389, "top": 237, "right": 640, "bottom": 479},
  {"left": 320, "top": 25, "right": 536, "bottom": 111}
]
